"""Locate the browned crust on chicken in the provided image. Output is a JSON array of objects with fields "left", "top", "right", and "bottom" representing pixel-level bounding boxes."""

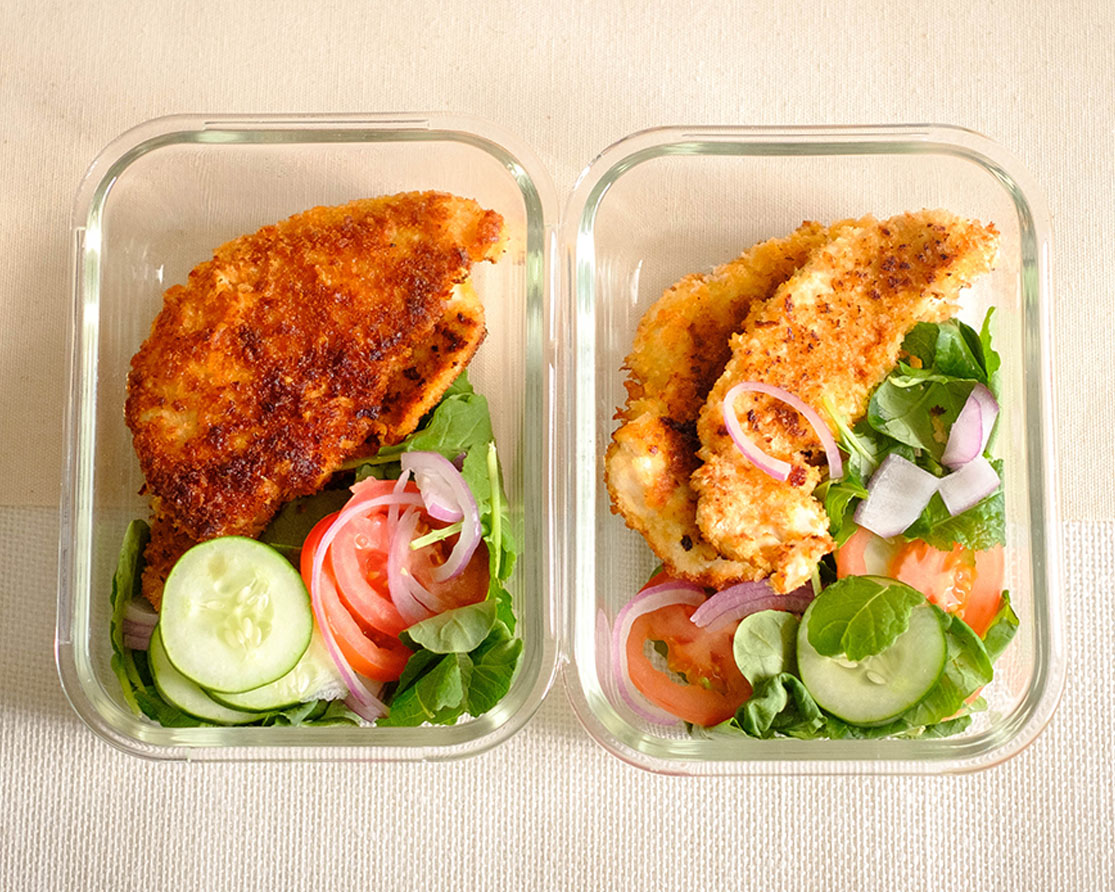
[
  {"left": 126, "top": 191, "right": 504, "bottom": 546},
  {"left": 138, "top": 279, "right": 489, "bottom": 609},
  {"left": 694, "top": 210, "right": 999, "bottom": 591},
  {"left": 604, "top": 222, "right": 845, "bottom": 588}
]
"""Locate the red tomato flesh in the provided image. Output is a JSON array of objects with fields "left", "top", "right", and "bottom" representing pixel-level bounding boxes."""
[
  {"left": 626, "top": 602, "right": 752, "bottom": 727},
  {"left": 301, "top": 512, "right": 411, "bottom": 682}
]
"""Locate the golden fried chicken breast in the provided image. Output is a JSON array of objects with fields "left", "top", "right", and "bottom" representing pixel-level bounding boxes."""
[
  {"left": 127, "top": 191, "right": 504, "bottom": 550},
  {"left": 605, "top": 221, "right": 846, "bottom": 588},
  {"left": 693, "top": 210, "right": 999, "bottom": 592},
  {"left": 137, "top": 277, "right": 489, "bottom": 609}
]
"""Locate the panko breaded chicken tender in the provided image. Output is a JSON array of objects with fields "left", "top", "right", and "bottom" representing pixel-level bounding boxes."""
[
  {"left": 127, "top": 191, "right": 504, "bottom": 555},
  {"left": 605, "top": 221, "right": 848, "bottom": 589},
  {"left": 694, "top": 211, "right": 999, "bottom": 592}
]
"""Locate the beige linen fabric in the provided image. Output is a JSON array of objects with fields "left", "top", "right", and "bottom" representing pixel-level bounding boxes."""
[{"left": 1, "top": 1, "right": 1112, "bottom": 889}]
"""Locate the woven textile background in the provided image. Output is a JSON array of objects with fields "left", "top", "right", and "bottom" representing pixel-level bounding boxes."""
[{"left": 1, "top": 2, "right": 1111, "bottom": 889}]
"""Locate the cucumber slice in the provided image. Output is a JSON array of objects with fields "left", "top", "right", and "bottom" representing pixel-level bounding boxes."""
[
  {"left": 797, "top": 601, "right": 947, "bottom": 726},
  {"left": 160, "top": 537, "right": 313, "bottom": 694},
  {"left": 148, "top": 627, "right": 259, "bottom": 725},
  {"left": 210, "top": 628, "right": 345, "bottom": 712}
]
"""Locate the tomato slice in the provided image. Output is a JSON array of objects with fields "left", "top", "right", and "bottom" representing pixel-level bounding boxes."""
[
  {"left": 836, "top": 527, "right": 1005, "bottom": 638},
  {"left": 301, "top": 513, "right": 412, "bottom": 682},
  {"left": 329, "top": 510, "right": 408, "bottom": 637},
  {"left": 888, "top": 540, "right": 1004, "bottom": 637},
  {"left": 835, "top": 526, "right": 899, "bottom": 577},
  {"left": 626, "top": 602, "right": 752, "bottom": 727}
]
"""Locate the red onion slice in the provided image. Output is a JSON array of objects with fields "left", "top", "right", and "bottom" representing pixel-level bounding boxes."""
[
  {"left": 854, "top": 453, "right": 941, "bottom": 538},
  {"left": 939, "top": 454, "right": 1000, "bottom": 515},
  {"left": 611, "top": 580, "right": 707, "bottom": 726},
  {"left": 942, "top": 384, "right": 1000, "bottom": 469},
  {"left": 386, "top": 506, "right": 437, "bottom": 626},
  {"left": 400, "top": 451, "right": 482, "bottom": 582},
  {"left": 309, "top": 491, "right": 426, "bottom": 718},
  {"left": 690, "top": 579, "right": 814, "bottom": 629},
  {"left": 123, "top": 599, "right": 159, "bottom": 629},
  {"left": 722, "top": 382, "right": 843, "bottom": 482}
]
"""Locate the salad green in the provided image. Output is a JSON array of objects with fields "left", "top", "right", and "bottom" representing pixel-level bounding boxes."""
[{"left": 109, "top": 372, "right": 522, "bottom": 729}]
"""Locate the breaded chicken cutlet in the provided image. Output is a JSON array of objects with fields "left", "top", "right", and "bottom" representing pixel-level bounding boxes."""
[
  {"left": 127, "top": 191, "right": 504, "bottom": 607},
  {"left": 604, "top": 221, "right": 846, "bottom": 589},
  {"left": 607, "top": 209, "right": 998, "bottom": 596},
  {"left": 693, "top": 211, "right": 999, "bottom": 592}
]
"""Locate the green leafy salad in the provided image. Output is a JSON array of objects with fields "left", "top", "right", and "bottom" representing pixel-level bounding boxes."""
[
  {"left": 110, "top": 372, "right": 523, "bottom": 729},
  {"left": 615, "top": 310, "right": 1019, "bottom": 741}
]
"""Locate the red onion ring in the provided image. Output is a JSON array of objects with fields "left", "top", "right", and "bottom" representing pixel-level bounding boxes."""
[
  {"left": 939, "top": 454, "right": 1001, "bottom": 515},
  {"left": 309, "top": 491, "right": 425, "bottom": 717},
  {"left": 722, "top": 382, "right": 843, "bottom": 482},
  {"left": 942, "top": 384, "right": 999, "bottom": 468},
  {"left": 400, "top": 451, "right": 482, "bottom": 581},
  {"left": 386, "top": 506, "right": 436, "bottom": 626},
  {"left": 690, "top": 579, "right": 815, "bottom": 630},
  {"left": 611, "top": 580, "right": 707, "bottom": 726}
]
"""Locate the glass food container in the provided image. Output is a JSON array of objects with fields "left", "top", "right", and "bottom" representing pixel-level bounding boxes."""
[{"left": 59, "top": 118, "right": 1062, "bottom": 771}]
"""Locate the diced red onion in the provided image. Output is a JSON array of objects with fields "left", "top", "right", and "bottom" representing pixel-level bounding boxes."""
[
  {"left": 690, "top": 579, "right": 814, "bottom": 630},
  {"left": 121, "top": 617, "right": 156, "bottom": 649},
  {"left": 122, "top": 632, "right": 151, "bottom": 651},
  {"left": 939, "top": 454, "right": 1000, "bottom": 515},
  {"left": 722, "top": 382, "right": 843, "bottom": 483},
  {"left": 942, "top": 384, "right": 1000, "bottom": 469},
  {"left": 123, "top": 599, "right": 158, "bottom": 629},
  {"left": 611, "top": 580, "right": 707, "bottom": 726},
  {"left": 854, "top": 453, "right": 941, "bottom": 538},
  {"left": 400, "top": 451, "right": 482, "bottom": 582}
]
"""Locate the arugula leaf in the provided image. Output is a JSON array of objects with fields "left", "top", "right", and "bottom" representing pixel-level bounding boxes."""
[
  {"left": 401, "top": 600, "right": 497, "bottom": 654},
  {"left": 377, "top": 652, "right": 473, "bottom": 727},
  {"left": 980, "top": 308, "right": 1002, "bottom": 397},
  {"left": 466, "top": 621, "right": 523, "bottom": 715},
  {"left": 733, "top": 673, "right": 827, "bottom": 739},
  {"left": 982, "top": 591, "right": 1019, "bottom": 662},
  {"left": 732, "top": 611, "right": 799, "bottom": 685},
  {"left": 806, "top": 576, "right": 925, "bottom": 661}
]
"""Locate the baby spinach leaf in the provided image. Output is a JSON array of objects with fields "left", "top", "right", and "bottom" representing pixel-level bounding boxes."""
[
  {"left": 868, "top": 377, "right": 974, "bottom": 460},
  {"left": 806, "top": 576, "right": 924, "bottom": 661},
  {"left": 109, "top": 520, "right": 151, "bottom": 712},
  {"left": 401, "top": 600, "right": 498, "bottom": 654},
  {"left": 732, "top": 611, "right": 799, "bottom": 685},
  {"left": 259, "top": 488, "right": 351, "bottom": 552},
  {"left": 734, "top": 673, "right": 827, "bottom": 739}
]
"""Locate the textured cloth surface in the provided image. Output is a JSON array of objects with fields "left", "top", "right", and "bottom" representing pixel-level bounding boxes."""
[{"left": 1, "top": 1, "right": 1113, "bottom": 890}]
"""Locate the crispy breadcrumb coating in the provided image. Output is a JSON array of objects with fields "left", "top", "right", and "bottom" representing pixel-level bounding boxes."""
[
  {"left": 605, "top": 222, "right": 846, "bottom": 588},
  {"left": 693, "top": 210, "right": 999, "bottom": 592},
  {"left": 127, "top": 192, "right": 503, "bottom": 606}
]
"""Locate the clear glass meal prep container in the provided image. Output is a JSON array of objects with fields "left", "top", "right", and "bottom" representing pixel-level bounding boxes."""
[{"left": 58, "top": 115, "right": 1063, "bottom": 772}]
